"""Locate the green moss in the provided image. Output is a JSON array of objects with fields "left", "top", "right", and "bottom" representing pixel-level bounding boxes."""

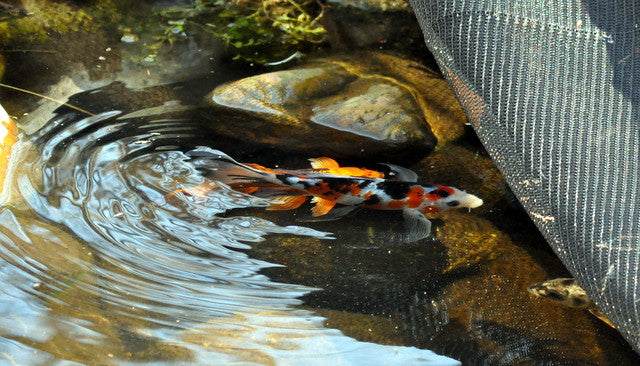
[
  {"left": 0, "top": 0, "right": 99, "bottom": 43},
  {"left": 0, "top": 0, "right": 325, "bottom": 65},
  {"left": 159, "top": 0, "right": 326, "bottom": 64},
  {"left": 0, "top": 0, "right": 129, "bottom": 46}
]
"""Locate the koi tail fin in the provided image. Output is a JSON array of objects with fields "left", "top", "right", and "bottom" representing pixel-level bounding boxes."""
[{"left": 186, "top": 147, "right": 279, "bottom": 186}]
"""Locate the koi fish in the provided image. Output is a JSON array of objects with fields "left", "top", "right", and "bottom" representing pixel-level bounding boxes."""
[{"left": 179, "top": 147, "right": 483, "bottom": 242}]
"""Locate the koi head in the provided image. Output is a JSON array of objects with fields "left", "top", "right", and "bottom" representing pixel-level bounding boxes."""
[
  {"left": 420, "top": 185, "right": 483, "bottom": 212},
  {"left": 447, "top": 188, "right": 484, "bottom": 209}
]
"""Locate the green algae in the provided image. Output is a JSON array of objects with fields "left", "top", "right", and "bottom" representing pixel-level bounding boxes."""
[
  {"left": 0, "top": 0, "right": 114, "bottom": 44},
  {"left": 157, "top": 0, "right": 326, "bottom": 64}
]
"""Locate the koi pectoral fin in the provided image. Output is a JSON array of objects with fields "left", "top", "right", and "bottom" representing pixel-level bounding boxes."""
[
  {"left": 311, "top": 197, "right": 336, "bottom": 216},
  {"left": 266, "top": 195, "right": 307, "bottom": 211},
  {"left": 402, "top": 208, "right": 432, "bottom": 242}
]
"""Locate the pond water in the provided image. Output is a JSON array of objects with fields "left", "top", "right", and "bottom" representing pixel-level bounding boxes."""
[
  {"left": 1, "top": 1, "right": 639, "bottom": 365},
  {"left": 0, "top": 81, "right": 463, "bottom": 364}
]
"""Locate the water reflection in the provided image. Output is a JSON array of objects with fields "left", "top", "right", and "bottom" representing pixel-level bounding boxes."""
[{"left": 0, "top": 108, "right": 458, "bottom": 364}]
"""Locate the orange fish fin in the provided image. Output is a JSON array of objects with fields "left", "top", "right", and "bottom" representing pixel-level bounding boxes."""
[
  {"left": 310, "top": 197, "right": 337, "bottom": 216},
  {"left": 309, "top": 157, "right": 340, "bottom": 169},
  {"left": 267, "top": 196, "right": 307, "bottom": 211}
]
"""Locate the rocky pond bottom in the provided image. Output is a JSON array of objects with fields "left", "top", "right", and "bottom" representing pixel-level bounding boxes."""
[{"left": 0, "top": 75, "right": 638, "bottom": 364}]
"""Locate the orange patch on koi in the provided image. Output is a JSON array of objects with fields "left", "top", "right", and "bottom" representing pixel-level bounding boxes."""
[
  {"left": 308, "top": 181, "right": 331, "bottom": 195},
  {"left": 406, "top": 186, "right": 426, "bottom": 208},
  {"left": 386, "top": 200, "right": 406, "bottom": 209},
  {"left": 437, "top": 185, "right": 455, "bottom": 195},
  {"left": 425, "top": 193, "right": 441, "bottom": 201},
  {"left": 347, "top": 183, "right": 362, "bottom": 196},
  {"left": 308, "top": 181, "right": 344, "bottom": 200}
]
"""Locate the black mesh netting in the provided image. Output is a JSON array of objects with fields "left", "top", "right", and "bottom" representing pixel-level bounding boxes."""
[{"left": 409, "top": 0, "right": 640, "bottom": 353}]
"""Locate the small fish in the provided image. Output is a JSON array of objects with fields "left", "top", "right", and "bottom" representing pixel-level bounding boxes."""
[
  {"left": 176, "top": 147, "right": 483, "bottom": 242},
  {"left": 527, "top": 278, "right": 614, "bottom": 327},
  {"left": 528, "top": 278, "right": 592, "bottom": 308}
]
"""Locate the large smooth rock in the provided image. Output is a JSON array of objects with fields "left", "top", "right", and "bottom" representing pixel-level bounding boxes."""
[{"left": 205, "top": 51, "right": 467, "bottom": 159}]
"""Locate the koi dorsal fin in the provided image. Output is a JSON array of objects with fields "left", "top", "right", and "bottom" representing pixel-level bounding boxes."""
[
  {"left": 309, "top": 157, "right": 340, "bottom": 169},
  {"left": 311, "top": 197, "right": 337, "bottom": 216},
  {"left": 267, "top": 196, "right": 307, "bottom": 211},
  {"left": 310, "top": 157, "right": 385, "bottom": 178}
]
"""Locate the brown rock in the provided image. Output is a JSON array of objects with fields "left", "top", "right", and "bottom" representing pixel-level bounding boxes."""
[{"left": 206, "top": 52, "right": 466, "bottom": 159}]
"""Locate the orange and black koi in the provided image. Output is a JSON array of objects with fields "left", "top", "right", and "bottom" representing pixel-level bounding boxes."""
[{"left": 180, "top": 147, "right": 483, "bottom": 241}]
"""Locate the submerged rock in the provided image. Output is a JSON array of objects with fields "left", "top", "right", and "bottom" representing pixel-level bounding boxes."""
[
  {"left": 434, "top": 213, "right": 508, "bottom": 273},
  {"left": 206, "top": 51, "right": 466, "bottom": 159},
  {"left": 416, "top": 239, "right": 640, "bottom": 365},
  {"left": 321, "top": 0, "right": 425, "bottom": 54},
  {"left": 0, "top": 53, "right": 4, "bottom": 80},
  {"left": 418, "top": 145, "right": 508, "bottom": 211}
]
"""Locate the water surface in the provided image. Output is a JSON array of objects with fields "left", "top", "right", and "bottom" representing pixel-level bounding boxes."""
[{"left": 0, "top": 99, "right": 457, "bottom": 364}]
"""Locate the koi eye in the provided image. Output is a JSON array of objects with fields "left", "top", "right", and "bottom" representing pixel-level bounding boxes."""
[{"left": 446, "top": 200, "right": 460, "bottom": 207}]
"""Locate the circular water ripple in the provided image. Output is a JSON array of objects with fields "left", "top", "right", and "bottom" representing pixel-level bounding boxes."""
[
  {"left": 0, "top": 109, "right": 457, "bottom": 364},
  {"left": 25, "top": 110, "right": 328, "bottom": 322}
]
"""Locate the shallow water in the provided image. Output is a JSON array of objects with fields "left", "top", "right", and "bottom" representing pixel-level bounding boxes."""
[
  {"left": 2, "top": 1, "right": 640, "bottom": 365},
  {"left": 0, "top": 100, "right": 459, "bottom": 365}
]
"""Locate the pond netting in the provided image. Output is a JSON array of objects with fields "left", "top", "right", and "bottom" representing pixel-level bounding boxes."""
[{"left": 409, "top": 0, "right": 640, "bottom": 353}]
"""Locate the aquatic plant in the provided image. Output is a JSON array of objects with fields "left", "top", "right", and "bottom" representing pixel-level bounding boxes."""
[
  {"left": 159, "top": 0, "right": 326, "bottom": 64},
  {"left": 0, "top": 0, "right": 118, "bottom": 44}
]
